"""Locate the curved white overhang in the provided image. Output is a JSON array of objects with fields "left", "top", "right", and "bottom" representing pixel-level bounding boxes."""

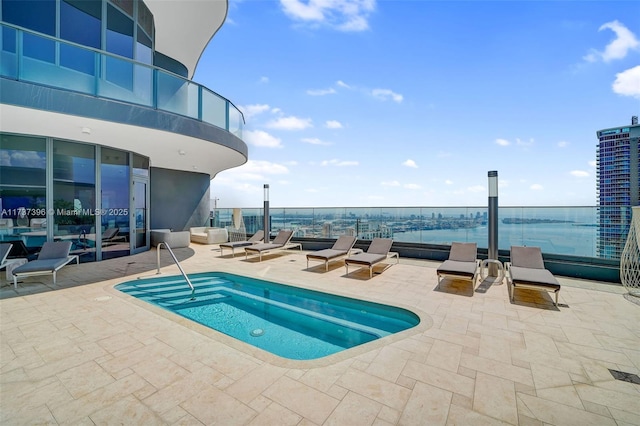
[
  {"left": 145, "top": 0, "right": 228, "bottom": 79},
  {"left": 0, "top": 104, "right": 247, "bottom": 178}
]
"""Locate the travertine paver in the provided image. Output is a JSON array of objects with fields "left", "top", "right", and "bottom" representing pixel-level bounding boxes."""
[{"left": 1, "top": 243, "right": 639, "bottom": 425}]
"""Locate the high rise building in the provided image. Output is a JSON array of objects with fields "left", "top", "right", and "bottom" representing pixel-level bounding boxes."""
[
  {"left": 0, "top": 0, "right": 247, "bottom": 262},
  {"left": 596, "top": 116, "right": 640, "bottom": 259}
]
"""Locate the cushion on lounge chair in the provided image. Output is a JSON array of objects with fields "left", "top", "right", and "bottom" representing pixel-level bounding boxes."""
[
  {"left": 448, "top": 242, "right": 477, "bottom": 262},
  {"left": 507, "top": 245, "right": 561, "bottom": 306},
  {"left": 271, "top": 230, "right": 294, "bottom": 246},
  {"left": 12, "top": 258, "right": 73, "bottom": 273},
  {"left": 436, "top": 242, "right": 479, "bottom": 290},
  {"left": 12, "top": 241, "right": 77, "bottom": 289},
  {"left": 220, "top": 230, "right": 264, "bottom": 249},
  {"left": 437, "top": 259, "right": 477, "bottom": 278},
  {"left": 36, "top": 241, "right": 73, "bottom": 260},
  {"left": 307, "top": 249, "right": 345, "bottom": 261},
  {"left": 344, "top": 238, "right": 398, "bottom": 278},
  {"left": 509, "top": 266, "right": 560, "bottom": 290},
  {"left": 367, "top": 237, "right": 393, "bottom": 255},
  {"left": 331, "top": 235, "right": 358, "bottom": 252},
  {"left": 344, "top": 253, "right": 386, "bottom": 266},
  {"left": 510, "top": 246, "right": 546, "bottom": 269},
  {"left": 245, "top": 230, "right": 299, "bottom": 261},
  {"left": 307, "top": 236, "right": 357, "bottom": 261}
]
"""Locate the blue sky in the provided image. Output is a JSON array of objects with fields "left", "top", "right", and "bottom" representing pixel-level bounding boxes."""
[{"left": 195, "top": 0, "right": 640, "bottom": 208}]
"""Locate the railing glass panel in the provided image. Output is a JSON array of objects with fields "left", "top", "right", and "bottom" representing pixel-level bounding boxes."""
[
  {"left": 1, "top": 23, "right": 244, "bottom": 137},
  {"left": 215, "top": 206, "right": 604, "bottom": 259}
]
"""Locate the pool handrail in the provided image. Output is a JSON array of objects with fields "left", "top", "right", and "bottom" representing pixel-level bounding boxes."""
[{"left": 156, "top": 242, "right": 195, "bottom": 300}]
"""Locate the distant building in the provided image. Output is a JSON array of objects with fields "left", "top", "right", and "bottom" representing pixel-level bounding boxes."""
[
  {"left": 322, "top": 222, "right": 332, "bottom": 238},
  {"left": 596, "top": 116, "right": 640, "bottom": 259}
]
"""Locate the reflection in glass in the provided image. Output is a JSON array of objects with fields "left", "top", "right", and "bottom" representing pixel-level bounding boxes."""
[
  {"left": 1, "top": 26, "right": 17, "bottom": 78},
  {"left": 1, "top": 0, "right": 55, "bottom": 35},
  {"left": 101, "top": 148, "right": 130, "bottom": 259},
  {"left": 0, "top": 134, "right": 47, "bottom": 255},
  {"left": 53, "top": 140, "right": 96, "bottom": 261}
]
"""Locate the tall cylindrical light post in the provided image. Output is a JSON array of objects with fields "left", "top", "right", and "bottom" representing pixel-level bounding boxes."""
[
  {"left": 263, "top": 184, "right": 270, "bottom": 244},
  {"left": 488, "top": 171, "right": 499, "bottom": 276}
]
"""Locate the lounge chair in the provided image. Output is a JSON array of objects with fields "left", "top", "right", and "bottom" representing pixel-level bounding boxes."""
[
  {"left": 0, "top": 243, "right": 12, "bottom": 268},
  {"left": 344, "top": 238, "right": 398, "bottom": 278},
  {"left": 101, "top": 227, "right": 126, "bottom": 246},
  {"left": 506, "top": 245, "right": 561, "bottom": 306},
  {"left": 436, "top": 242, "right": 480, "bottom": 289},
  {"left": 219, "top": 230, "right": 265, "bottom": 256},
  {"left": 244, "top": 230, "right": 301, "bottom": 261},
  {"left": 306, "top": 235, "right": 357, "bottom": 271},
  {"left": 12, "top": 241, "right": 79, "bottom": 289}
]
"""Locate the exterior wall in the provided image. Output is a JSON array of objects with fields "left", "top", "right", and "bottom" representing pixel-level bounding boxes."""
[
  {"left": 596, "top": 120, "right": 640, "bottom": 259},
  {"left": 150, "top": 167, "right": 210, "bottom": 231}
]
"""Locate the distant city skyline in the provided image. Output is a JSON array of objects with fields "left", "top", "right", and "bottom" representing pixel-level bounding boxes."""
[{"left": 197, "top": 1, "right": 640, "bottom": 208}]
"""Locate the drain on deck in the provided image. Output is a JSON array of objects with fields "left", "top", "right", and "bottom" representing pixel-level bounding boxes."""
[{"left": 609, "top": 369, "right": 640, "bottom": 385}]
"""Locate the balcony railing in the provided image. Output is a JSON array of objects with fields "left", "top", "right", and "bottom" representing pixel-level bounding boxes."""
[
  {"left": 0, "top": 23, "right": 244, "bottom": 139},
  {"left": 211, "top": 206, "right": 630, "bottom": 262}
]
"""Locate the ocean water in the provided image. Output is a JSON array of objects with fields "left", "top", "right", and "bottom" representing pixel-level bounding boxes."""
[{"left": 393, "top": 223, "right": 597, "bottom": 257}]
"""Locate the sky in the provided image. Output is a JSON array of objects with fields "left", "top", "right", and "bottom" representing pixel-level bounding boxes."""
[{"left": 194, "top": 0, "right": 640, "bottom": 208}]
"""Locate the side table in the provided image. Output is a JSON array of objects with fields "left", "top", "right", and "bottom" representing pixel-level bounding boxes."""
[
  {"left": 480, "top": 259, "right": 504, "bottom": 283},
  {"left": 5, "top": 258, "right": 28, "bottom": 282}
]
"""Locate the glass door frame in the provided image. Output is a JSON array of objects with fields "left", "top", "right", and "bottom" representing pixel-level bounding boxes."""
[{"left": 131, "top": 175, "right": 149, "bottom": 254}]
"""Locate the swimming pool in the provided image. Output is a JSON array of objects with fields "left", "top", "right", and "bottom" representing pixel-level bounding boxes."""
[{"left": 116, "top": 272, "right": 420, "bottom": 360}]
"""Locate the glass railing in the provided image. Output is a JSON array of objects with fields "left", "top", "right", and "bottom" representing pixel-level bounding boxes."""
[
  {"left": 211, "top": 206, "right": 627, "bottom": 261},
  {"left": 0, "top": 23, "right": 244, "bottom": 139}
]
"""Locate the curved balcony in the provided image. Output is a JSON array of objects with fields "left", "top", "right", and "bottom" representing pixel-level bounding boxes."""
[{"left": 0, "top": 23, "right": 247, "bottom": 176}]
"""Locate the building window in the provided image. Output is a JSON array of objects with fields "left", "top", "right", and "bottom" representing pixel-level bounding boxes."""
[
  {"left": 2, "top": 0, "right": 55, "bottom": 35},
  {"left": 0, "top": 134, "right": 47, "bottom": 254}
]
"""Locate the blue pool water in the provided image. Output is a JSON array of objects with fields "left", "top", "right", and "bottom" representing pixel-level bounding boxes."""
[{"left": 116, "top": 272, "right": 420, "bottom": 360}]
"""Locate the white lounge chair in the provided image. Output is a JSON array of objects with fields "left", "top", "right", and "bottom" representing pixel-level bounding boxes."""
[
  {"left": 436, "top": 242, "right": 480, "bottom": 290},
  {"left": 506, "top": 245, "right": 561, "bottom": 306},
  {"left": 219, "top": 230, "right": 265, "bottom": 256},
  {"left": 306, "top": 235, "right": 357, "bottom": 271},
  {"left": 12, "top": 241, "right": 79, "bottom": 289},
  {"left": 244, "top": 230, "right": 301, "bottom": 261},
  {"left": 344, "top": 238, "right": 398, "bottom": 278}
]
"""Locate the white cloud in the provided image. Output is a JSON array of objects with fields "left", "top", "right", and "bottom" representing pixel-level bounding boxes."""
[
  {"left": 557, "top": 140, "right": 569, "bottom": 148},
  {"left": 445, "top": 179, "right": 453, "bottom": 185},
  {"left": 266, "top": 116, "right": 313, "bottom": 130},
  {"left": 371, "top": 88, "right": 403, "bottom": 103},
  {"left": 307, "top": 87, "right": 337, "bottom": 96},
  {"left": 516, "top": 138, "right": 534, "bottom": 147},
  {"left": 588, "top": 160, "right": 597, "bottom": 167},
  {"left": 381, "top": 180, "right": 401, "bottom": 187},
  {"left": 336, "top": 80, "right": 352, "bottom": 89},
  {"left": 301, "top": 137, "right": 332, "bottom": 146},
  {"left": 216, "top": 160, "right": 289, "bottom": 182},
  {"left": 279, "top": 0, "right": 375, "bottom": 32},
  {"left": 404, "top": 183, "right": 421, "bottom": 190},
  {"left": 320, "top": 159, "right": 358, "bottom": 166},
  {"left": 239, "top": 104, "right": 271, "bottom": 120},
  {"left": 243, "top": 130, "right": 283, "bottom": 148},
  {"left": 612, "top": 65, "right": 640, "bottom": 98},
  {"left": 325, "top": 120, "right": 343, "bottom": 129},
  {"left": 570, "top": 170, "right": 589, "bottom": 178},
  {"left": 584, "top": 20, "right": 640, "bottom": 63},
  {"left": 467, "top": 185, "right": 485, "bottom": 193},
  {"left": 495, "top": 138, "right": 510, "bottom": 146},
  {"left": 402, "top": 159, "right": 418, "bottom": 168},
  {"left": 259, "top": 76, "right": 269, "bottom": 84},
  {"left": 530, "top": 184, "right": 544, "bottom": 191}
]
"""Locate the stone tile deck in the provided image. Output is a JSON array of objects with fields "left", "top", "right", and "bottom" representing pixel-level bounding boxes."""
[{"left": 1, "top": 244, "right": 639, "bottom": 425}]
